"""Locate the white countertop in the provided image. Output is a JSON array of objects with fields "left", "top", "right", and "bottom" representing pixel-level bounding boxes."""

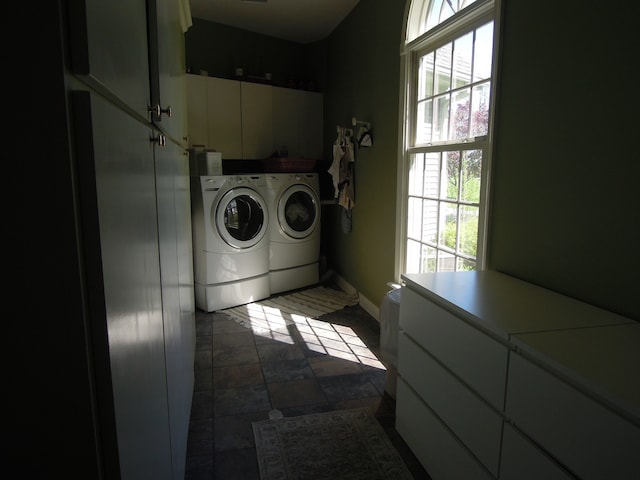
[{"left": 401, "top": 271, "right": 634, "bottom": 340}]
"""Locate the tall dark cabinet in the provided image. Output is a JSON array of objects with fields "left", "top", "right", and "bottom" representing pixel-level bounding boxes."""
[{"left": 42, "top": 0, "right": 195, "bottom": 478}]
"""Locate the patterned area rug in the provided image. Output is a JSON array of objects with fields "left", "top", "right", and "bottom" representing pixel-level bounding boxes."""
[
  {"left": 221, "top": 286, "right": 360, "bottom": 333},
  {"left": 253, "top": 408, "right": 413, "bottom": 480}
]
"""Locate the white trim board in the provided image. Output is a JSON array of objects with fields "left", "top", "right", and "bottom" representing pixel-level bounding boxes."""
[{"left": 332, "top": 272, "right": 380, "bottom": 323}]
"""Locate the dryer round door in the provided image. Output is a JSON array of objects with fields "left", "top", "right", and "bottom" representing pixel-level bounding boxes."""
[
  {"left": 277, "top": 184, "right": 319, "bottom": 239},
  {"left": 214, "top": 187, "right": 268, "bottom": 249}
]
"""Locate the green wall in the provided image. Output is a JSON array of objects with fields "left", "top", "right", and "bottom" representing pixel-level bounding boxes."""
[
  {"left": 186, "top": 0, "right": 640, "bottom": 321},
  {"left": 489, "top": 1, "right": 639, "bottom": 320},
  {"left": 321, "top": 1, "right": 406, "bottom": 309},
  {"left": 184, "top": 18, "right": 325, "bottom": 90}
]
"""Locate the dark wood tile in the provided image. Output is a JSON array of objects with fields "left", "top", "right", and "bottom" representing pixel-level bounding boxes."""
[
  {"left": 213, "top": 411, "right": 270, "bottom": 451},
  {"left": 213, "top": 363, "right": 264, "bottom": 388},
  {"left": 190, "top": 390, "right": 213, "bottom": 420},
  {"left": 317, "top": 373, "right": 381, "bottom": 402},
  {"left": 186, "top": 294, "right": 432, "bottom": 479},
  {"left": 212, "top": 330, "right": 254, "bottom": 349},
  {"left": 261, "top": 358, "right": 314, "bottom": 383},
  {"left": 267, "top": 378, "right": 327, "bottom": 409},
  {"left": 214, "top": 447, "right": 260, "bottom": 480},
  {"left": 213, "top": 384, "right": 271, "bottom": 416},
  {"left": 211, "top": 344, "right": 259, "bottom": 367}
]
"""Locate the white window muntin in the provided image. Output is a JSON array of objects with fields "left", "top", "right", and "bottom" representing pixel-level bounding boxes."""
[{"left": 397, "top": 0, "right": 499, "bottom": 279}]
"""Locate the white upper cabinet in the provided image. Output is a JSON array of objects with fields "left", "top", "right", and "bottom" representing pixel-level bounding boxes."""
[
  {"left": 151, "top": 0, "right": 188, "bottom": 143},
  {"left": 68, "top": 0, "right": 151, "bottom": 120},
  {"left": 241, "top": 82, "right": 273, "bottom": 159},
  {"left": 186, "top": 75, "right": 242, "bottom": 158},
  {"left": 186, "top": 74, "right": 208, "bottom": 148},
  {"left": 186, "top": 74, "right": 323, "bottom": 160},
  {"left": 272, "top": 87, "right": 323, "bottom": 159},
  {"left": 208, "top": 78, "right": 242, "bottom": 158}
]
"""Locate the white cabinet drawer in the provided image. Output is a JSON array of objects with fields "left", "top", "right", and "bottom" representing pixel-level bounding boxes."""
[
  {"left": 506, "top": 353, "right": 640, "bottom": 479},
  {"left": 398, "top": 332, "right": 503, "bottom": 476},
  {"left": 500, "top": 423, "right": 574, "bottom": 480},
  {"left": 396, "top": 379, "right": 494, "bottom": 480},
  {"left": 399, "top": 287, "right": 509, "bottom": 409}
]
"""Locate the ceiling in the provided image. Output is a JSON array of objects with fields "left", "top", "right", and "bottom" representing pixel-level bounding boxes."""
[{"left": 188, "top": 0, "right": 361, "bottom": 44}]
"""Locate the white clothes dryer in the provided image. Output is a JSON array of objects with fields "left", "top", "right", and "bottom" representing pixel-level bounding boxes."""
[
  {"left": 191, "top": 174, "right": 270, "bottom": 311},
  {"left": 265, "top": 173, "right": 321, "bottom": 294}
]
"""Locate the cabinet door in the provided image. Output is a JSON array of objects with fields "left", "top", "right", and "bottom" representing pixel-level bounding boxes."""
[
  {"left": 506, "top": 352, "right": 640, "bottom": 479},
  {"left": 396, "top": 379, "right": 495, "bottom": 480},
  {"left": 154, "top": 138, "right": 195, "bottom": 479},
  {"left": 398, "top": 332, "right": 503, "bottom": 475},
  {"left": 272, "top": 87, "right": 323, "bottom": 159},
  {"left": 186, "top": 74, "right": 208, "bottom": 148},
  {"left": 68, "top": 0, "right": 151, "bottom": 120},
  {"left": 272, "top": 87, "right": 302, "bottom": 157},
  {"left": 207, "top": 77, "right": 242, "bottom": 158},
  {"left": 149, "top": 0, "right": 188, "bottom": 143},
  {"left": 299, "top": 90, "right": 323, "bottom": 159},
  {"left": 241, "top": 82, "right": 273, "bottom": 159},
  {"left": 399, "top": 287, "right": 509, "bottom": 410},
  {"left": 73, "top": 91, "right": 173, "bottom": 480},
  {"left": 500, "top": 424, "right": 574, "bottom": 480}
]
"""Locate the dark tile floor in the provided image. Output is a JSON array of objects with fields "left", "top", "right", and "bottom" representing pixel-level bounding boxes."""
[{"left": 185, "top": 288, "right": 431, "bottom": 479}]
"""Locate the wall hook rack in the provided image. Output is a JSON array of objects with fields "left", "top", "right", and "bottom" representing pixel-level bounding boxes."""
[
  {"left": 351, "top": 117, "right": 373, "bottom": 147},
  {"left": 336, "top": 125, "right": 354, "bottom": 138},
  {"left": 352, "top": 117, "right": 371, "bottom": 129}
]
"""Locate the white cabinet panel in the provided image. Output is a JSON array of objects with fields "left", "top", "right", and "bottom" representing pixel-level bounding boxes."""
[
  {"left": 69, "top": 0, "right": 151, "bottom": 120},
  {"left": 241, "top": 82, "right": 273, "bottom": 159},
  {"left": 500, "top": 423, "right": 574, "bottom": 480},
  {"left": 207, "top": 77, "right": 242, "bottom": 158},
  {"left": 400, "top": 287, "right": 509, "bottom": 410},
  {"left": 186, "top": 74, "right": 208, "bottom": 148},
  {"left": 78, "top": 91, "right": 173, "bottom": 479},
  {"left": 187, "top": 78, "right": 322, "bottom": 162},
  {"left": 154, "top": 139, "right": 195, "bottom": 480},
  {"left": 506, "top": 352, "right": 640, "bottom": 480},
  {"left": 398, "top": 272, "right": 639, "bottom": 480},
  {"left": 153, "top": 0, "right": 187, "bottom": 143},
  {"left": 299, "top": 90, "right": 323, "bottom": 159},
  {"left": 398, "top": 333, "right": 503, "bottom": 476},
  {"left": 272, "top": 86, "right": 301, "bottom": 157},
  {"left": 396, "top": 379, "right": 494, "bottom": 480},
  {"left": 272, "top": 87, "right": 323, "bottom": 159}
]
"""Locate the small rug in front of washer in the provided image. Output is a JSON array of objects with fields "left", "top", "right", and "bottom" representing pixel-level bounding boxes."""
[
  {"left": 220, "top": 286, "right": 359, "bottom": 333},
  {"left": 253, "top": 408, "right": 413, "bottom": 480}
]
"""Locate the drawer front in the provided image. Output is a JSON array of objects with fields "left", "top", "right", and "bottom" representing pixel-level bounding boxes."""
[
  {"left": 400, "top": 287, "right": 509, "bottom": 409},
  {"left": 500, "top": 423, "right": 574, "bottom": 480},
  {"left": 395, "top": 379, "right": 494, "bottom": 480},
  {"left": 506, "top": 353, "right": 640, "bottom": 479},
  {"left": 398, "top": 333, "right": 503, "bottom": 476}
]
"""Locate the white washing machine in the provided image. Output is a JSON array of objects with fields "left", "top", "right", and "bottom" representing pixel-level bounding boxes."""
[
  {"left": 265, "top": 172, "right": 321, "bottom": 294},
  {"left": 191, "top": 174, "right": 270, "bottom": 311}
]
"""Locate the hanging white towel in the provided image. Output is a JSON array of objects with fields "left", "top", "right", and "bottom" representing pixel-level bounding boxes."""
[
  {"left": 338, "top": 136, "right": 356, "bottom": 210},
  {"left": 328, "top": 129, "right": 345, "bottom": 198},
  {"left": 328, "top": 143, "right": 344, "bottom": 198}
]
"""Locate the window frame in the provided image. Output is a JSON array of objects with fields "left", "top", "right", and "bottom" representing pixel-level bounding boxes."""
[{"left": 395, "top": 0, "right": 501, "bottom": 279}]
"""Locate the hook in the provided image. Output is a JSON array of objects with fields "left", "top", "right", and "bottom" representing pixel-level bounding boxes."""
[{"left": 352, "top": 117, "right": 371, "bottom": 129}]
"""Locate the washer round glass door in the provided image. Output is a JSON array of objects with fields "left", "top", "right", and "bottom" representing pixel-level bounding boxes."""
[
  {"left": 277, "top": 184, "right": 319, "bottom": 239},
  {"left": 214, "top": 187, "right": 268, "bottom": 248}
]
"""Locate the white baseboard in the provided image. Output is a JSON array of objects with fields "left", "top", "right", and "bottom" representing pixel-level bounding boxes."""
[{"left": 332, "top": 273, "right": 380, "bottom": 323}]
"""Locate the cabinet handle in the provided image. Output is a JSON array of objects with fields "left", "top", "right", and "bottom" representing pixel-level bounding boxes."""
[
  {"left": 152, "top": 133, "right": 167, "bottom": 147},
  {"left": 148, "top": 104, "right": 173, "bottom": 119}
]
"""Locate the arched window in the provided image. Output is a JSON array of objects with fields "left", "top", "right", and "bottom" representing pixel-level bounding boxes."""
[{"left": 397, "top": 0, "right": 499, "bottom": 275}]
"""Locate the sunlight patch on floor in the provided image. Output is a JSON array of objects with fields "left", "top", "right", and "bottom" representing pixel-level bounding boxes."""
[{"left": 240, "top": 304, "right": 386, "bottom": 370}]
